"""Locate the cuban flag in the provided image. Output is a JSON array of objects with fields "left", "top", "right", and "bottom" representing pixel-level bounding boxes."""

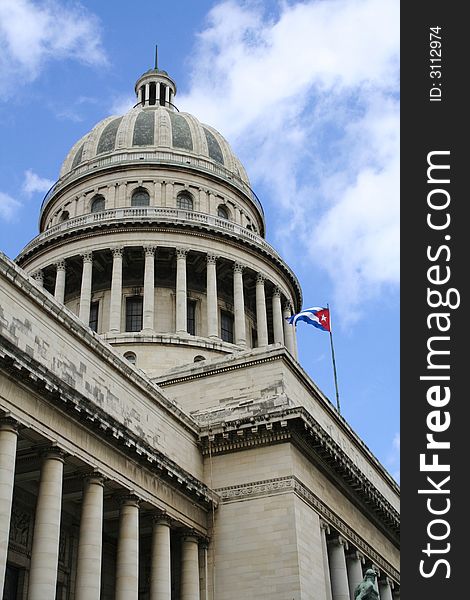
[{"left": 287, "top": 307, "right": 331, "bottom": 332}]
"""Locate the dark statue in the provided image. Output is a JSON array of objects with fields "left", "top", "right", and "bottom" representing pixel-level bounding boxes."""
[{"left": 354, "top": 569, "right": 379, "bottom": 600}]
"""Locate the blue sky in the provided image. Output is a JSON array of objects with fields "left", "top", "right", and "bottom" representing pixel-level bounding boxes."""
[{"left": 0, "top": 0, "right": 399, "bottom": 479}]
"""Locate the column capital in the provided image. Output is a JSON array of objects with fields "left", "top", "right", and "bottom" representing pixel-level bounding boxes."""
[
  {"left": 347, "top": 549, "right": 365, "bottom": 563},
  {"left": 55, "top": 259, "right": 67, "bottom": 271},
  {"left": 176, "top": 247, "right": 189, "bottom": 259},
  {"left": 79, "top": 471, "right": 106, "bottom": 487},
  {"left": 111, "top": 246, "right": 124, "bottom": 258},
  {"left": 40, "top": 446, "right": 66, "bottom": 463},
  {"left": 320, "top": 520, "right": 331, "bottom": 535},
  {"left": 81, "top": 251, "right": 93, "bottom": 263},
  {"left": 273, "top": 286, "right": 281, "bottom": 298},
  {"left": 0, "top": 416, "right": 19, "bottom": 434},
  {"left": 32, "top": 270, "right": 44, "bottom": 283},
  {"left": 144, "top": 245, "right": 157, "bottom": 256},
  {"left": 283, "top": 301, "right": 293, "bottom": 313},
  {"left": 379, "top": 575, "right": 394, "bottom": 589},
  {"left": 151, "top": 510, "right": 173, "bottom": 527},
  {"left": 116, "top": 493, "right": 141, "bottom": 508},
  {"left": 233, "top": 262, "right": 245, "bottom": 274},
  {"left": 328, "top": 534, "right": 349, "bottom": 551},
  {"left": 180, "top": 528, "right": 207, "bottom": 545},
  {"left": 256, "top": 273, "right": 265, "bottom": 285},
  {"left": 207, "top": 253, "right": 218, "bottom": 265}
]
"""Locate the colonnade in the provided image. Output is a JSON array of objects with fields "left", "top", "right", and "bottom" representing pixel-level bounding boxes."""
[
  {"left": 31, "top": 246, "right": 299, "bottom": 357},
  {"left": 0, "top": 419, "right": 205, "bottom": 600},
  {"left": 320, "top": 521, "right": 398, "bottom": 600}
]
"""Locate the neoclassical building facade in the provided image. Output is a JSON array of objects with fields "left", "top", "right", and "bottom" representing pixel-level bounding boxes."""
[{"left": 0, "top": 65, "right": 399, "bottom": 599}]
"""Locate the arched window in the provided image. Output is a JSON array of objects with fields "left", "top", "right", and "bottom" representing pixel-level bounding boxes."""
[
  {"left": 90, "top": 195, "right": 105, "bottom": 213},
  {"left": 60, "top": 210, "right": 70, "bottom": 222},
  {"left": 124, "top": 351, "right": 137, "bottom": 365},
  {"left": 217, "top": 205, "right": 229, "bottom": 220},
  {"left": 177, "top": 192, "right": 193, "bottom": 211},
  {"left": 131, "top": 188, "right": 150, "bottom": 207},
  {"left": 194, "top": 355, "right": 206, "bottom": 363}
]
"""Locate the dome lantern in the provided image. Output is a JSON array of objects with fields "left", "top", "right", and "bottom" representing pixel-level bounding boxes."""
[{"left": 134, "top": 48, "right": 177, "bottom": 110}]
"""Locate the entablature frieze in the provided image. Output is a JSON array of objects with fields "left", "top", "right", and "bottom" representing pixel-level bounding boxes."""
[
  {"left": 214, "top": 474, "right": 399, "bottom": 586},
  {"left": 198, "top": 407, "right": 399, "bottom": 544},
  {"left": 0, "top": 337, "right": 218, "bottom": 514}
]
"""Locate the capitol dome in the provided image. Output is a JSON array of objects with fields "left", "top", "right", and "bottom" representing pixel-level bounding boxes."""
[
  {"left": 60, "top": 97, "right": 250, "bottom": 187},
  {"left": 16, "top": 64, "right": 302, "bottom": 377}
]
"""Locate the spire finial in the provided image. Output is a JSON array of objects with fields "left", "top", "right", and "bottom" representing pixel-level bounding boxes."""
[{"left": 155, "top": 45, "right": 158, "bottom": 70}]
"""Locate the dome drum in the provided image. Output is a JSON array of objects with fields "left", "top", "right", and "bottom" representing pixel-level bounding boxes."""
[{"left": 24, "top": 244, "right": 299, "bottom": 377}]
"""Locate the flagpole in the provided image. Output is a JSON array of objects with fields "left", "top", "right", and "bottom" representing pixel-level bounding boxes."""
[{"left": 327, "top": 303, "right": 341, "bottom": 413}]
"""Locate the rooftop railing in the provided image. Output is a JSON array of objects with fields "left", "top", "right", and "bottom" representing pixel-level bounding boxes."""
[{"left": 17, "top": 208, "right": 301, "bottom": 297}]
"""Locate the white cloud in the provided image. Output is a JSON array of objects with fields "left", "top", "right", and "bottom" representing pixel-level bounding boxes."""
[
  {"left": 22, "top": 169, "right": 54, "bottom": 196},
  {"left": 0, "top": 191, "right": 21, "bottom": 221},
  {"left": 0, "top": 0, "right": 107, "bottom": 98},
  {"left": 386, "top": 432, "right": 400, "bottom": 482},
  {"left": 108, "top": 93, "right": 135, "bottom": 116},
  {"left": 179, "top": 0, "right": 399, "bottom": 321}
]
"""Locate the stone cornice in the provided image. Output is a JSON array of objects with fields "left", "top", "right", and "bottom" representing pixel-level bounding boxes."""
[
  {"left": 0, "top": 335, "right": 217, "bottom": 510},
  {"left": 215, "top": 475, "right": 399, "bottom": 584},
  {"left": 0, "top": 251, "right": 197, "bottom": 435},
  {"left": 199, "top": 406, "right": 399, "bottom": 544},
  {"left": 157, "top": 345, "right": 399, "bottom": 496}
]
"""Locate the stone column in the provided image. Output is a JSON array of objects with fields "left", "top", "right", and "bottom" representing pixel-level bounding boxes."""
[
  {"left": 150, "top": 515, "right": 172, "bottom": 600},
  {"left": 109, "top": 247, "right": 123, "bottom": 333},
  {"left": 255, "top": 274, "right": 268, "bottom": 346},
  {"left": 143, "top": 247, "right": 156, "bottom": 332},
  {"left": 320, "top": 521, "right": 333, "bottom": 600},
  {"left": 115, "top": 496, "right": 140, "bottom": 600},
  {"left": 180, "top": 534, "right": 200, "bottom": 600},
  {"left": 175, "top": 248, "right": 188, "bottom": 334},
  {"left": 206, "top": 254, "right": 219, "bottom": 339},
  {"left": 346, "top": 551, "right": 365, "bottom": 600},
  {"left": 272, "top": 287, "right": 284, "bottom": 345},
  {"left": 75, "top": 475, "right": 105, "bottom": 600},
  {"left": 28, "top": 449, "right": 64, "bottom": 600},
  {"left": 54, "top": 260, "right": 66, "bottom": 304},
  {"left": 292, "top": 316, "right": 299, "bottom": 360},
  {"left": 145, "top": 84, "right": 150, "bottom": 106},
  {"left": 233, "top": 263, "right": 246, "bottom": 347},
  {"left": 282, "top": 303, "right": 296, "bottom": 356},
  {"left": 327, "top": 536, "right": 350, "bottom": 600},
  {"left": 79, "top": 252, "right": 93, "bottom": 325},
  {"left": 0, "top": 418, "right": 18, "bottom": 596},
  {"left": 379, "top": 577, "right": 394, "bottom": 600},
  {"left": 32, "top": 270, "right": 44, "bottom": 287}
]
